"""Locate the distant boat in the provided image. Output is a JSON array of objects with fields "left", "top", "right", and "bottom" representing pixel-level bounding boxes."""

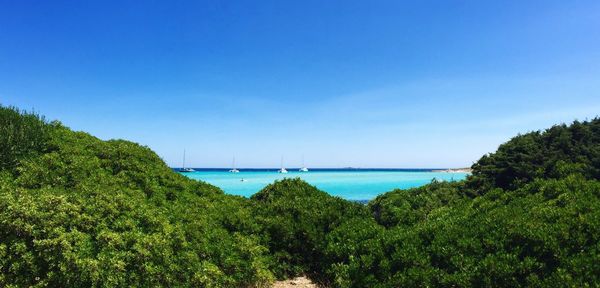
[
  {"left": 229, "top": 156, "right": 240, "bottom": 173},
  {"left": 299, "top": 155, "right": 309, "bottom": 172},
  {"left": 180, "top": 149, "right": 195, "bottom": 172},
  {"left": 278, "top": 156, "right": 288, "bottom": 173}
]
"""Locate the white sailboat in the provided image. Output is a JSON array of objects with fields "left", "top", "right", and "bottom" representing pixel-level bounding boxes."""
[
  {"left": 180, "top": 149, "right": 195, "bottom": 172},
  {"left": 299, "top": 155, "right": 309, "bottom": 172},
  {"left": 278, "top": 156, "right": 288, "bottom": 173},
  {"left": 229, "top": 156, "right": 240, "bottom": 173}
]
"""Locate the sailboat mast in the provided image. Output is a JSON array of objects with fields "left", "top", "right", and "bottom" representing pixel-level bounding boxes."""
[{"left": 183, "top": 149, "right": 186, "bottom": 169}]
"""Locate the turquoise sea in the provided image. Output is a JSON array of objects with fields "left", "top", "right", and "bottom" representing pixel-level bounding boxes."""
[{"left": 179, "top": 169, "right": 469, "bottom": 200}]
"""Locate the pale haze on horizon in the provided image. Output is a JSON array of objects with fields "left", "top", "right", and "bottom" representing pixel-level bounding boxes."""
[{"left": 1, "top": 1, "right": 599, "bottom": 168}]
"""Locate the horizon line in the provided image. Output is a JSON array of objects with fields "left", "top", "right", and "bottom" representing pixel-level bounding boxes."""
[{"left": 171, "top": 167, "right": 471, "bottom": 170}]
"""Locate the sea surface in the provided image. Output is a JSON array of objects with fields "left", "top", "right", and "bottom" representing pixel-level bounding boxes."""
[{"left": 178, "top": 169, "right": 469, "bottom": 200}]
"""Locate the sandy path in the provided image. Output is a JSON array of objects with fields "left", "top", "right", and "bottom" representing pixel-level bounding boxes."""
[{"left": 272, "top": 277, "right": 317, "bottom": 288}]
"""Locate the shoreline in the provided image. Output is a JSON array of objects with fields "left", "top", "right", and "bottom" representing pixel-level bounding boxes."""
[
  {"left": 431, "top": 168, "right": 472, "bottom": 173},
  {"left": 173, "top": 168, "right": 473, "bottom": 172}
]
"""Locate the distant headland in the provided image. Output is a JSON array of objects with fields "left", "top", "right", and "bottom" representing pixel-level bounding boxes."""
[{"left": 431, "top": 168, "right": 473, "bottom": 173}]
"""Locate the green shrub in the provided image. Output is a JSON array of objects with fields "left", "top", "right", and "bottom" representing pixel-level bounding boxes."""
[
  {"left": 0, "top": 106, "right": 273, "bottom": 287},
  {"left": 2, "top": 105, "right": 599, "bottom": 287},
  {"left": 251, "top": 178, "right": 369, "bottom": 281},
  {"left": 0, "top": 106, "right": 52, "bottom": 174},
  {"left": 467, "top": 119, "right": 600, "bottom": 193}
]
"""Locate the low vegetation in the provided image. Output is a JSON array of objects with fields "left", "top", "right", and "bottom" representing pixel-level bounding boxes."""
[
  {"left": 0, "top": 106, "right": 273, "bottom": 287},
  {"left": 1, "top": 105, "right": 599, "bottom": 287}
]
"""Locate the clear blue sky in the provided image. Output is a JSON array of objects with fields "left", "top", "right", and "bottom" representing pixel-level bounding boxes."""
[{"left": 1, "top": 1, "right": 599, "bottom": 168}]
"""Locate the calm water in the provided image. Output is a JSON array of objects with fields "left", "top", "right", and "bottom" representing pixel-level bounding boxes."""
[{"left": 179, "top": 169, "right": 468, "bottom": 200}]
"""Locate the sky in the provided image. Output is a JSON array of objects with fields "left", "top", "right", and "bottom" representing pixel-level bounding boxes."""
[{"left": 1, "top": 0, "right": 599, "bottom": 168}]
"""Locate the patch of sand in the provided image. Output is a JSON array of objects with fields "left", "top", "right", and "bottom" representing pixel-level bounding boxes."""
[{"left": 272, "top": 277, "right": 317, "bottom": 288}]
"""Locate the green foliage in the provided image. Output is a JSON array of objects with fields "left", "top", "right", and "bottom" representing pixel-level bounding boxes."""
[
  {"left": 467, "top": 119, "right": 600, "bottom": 193},
  {"left": 2, "top": 106, "right": 600, "bottom": 287},
  {"left": 320, "top": 176, "right": 600, "bottom": 287},
  {"left": 251, "top": 178, "right": 369, "bottom": 281},
  {"left": 0, "top": 106, "right": 52, "bottom": 174},
  {"left": 323, "top": 217, "right": 387, "bottom": 288},
  {"left": 369, "top": 180, "right": 466, "bottom": 228},
  {"left": 0, "top": 106, "right": 273, "bottom": 287},
  {"left": 316, "top": 118, "right": 600, "bottom": 287}
]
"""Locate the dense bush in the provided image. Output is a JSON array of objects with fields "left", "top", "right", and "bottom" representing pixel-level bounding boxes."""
[
  {"left": 317, "top": 119, "right": 600, "bottom": 287},
  {"left": 0, "top": 106, "right": 52, "bottom": 174},
  {"left": 369, "top": 180, "right": 466, "bottom": 228},
  {"left": 0, "top": 106, "right": 273, "bottom": 287},
  {"left": 467, "top": 119, "right": 600, "bottom": 193},
  {"left": 251, "top": 178, "right": 369, "bottom": 282},
  {"left": 321, "top": 175, "right": 599, "bottom": 287},
  {"left": 2, "top": 105, "right": 599, "bottom": 287}
]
